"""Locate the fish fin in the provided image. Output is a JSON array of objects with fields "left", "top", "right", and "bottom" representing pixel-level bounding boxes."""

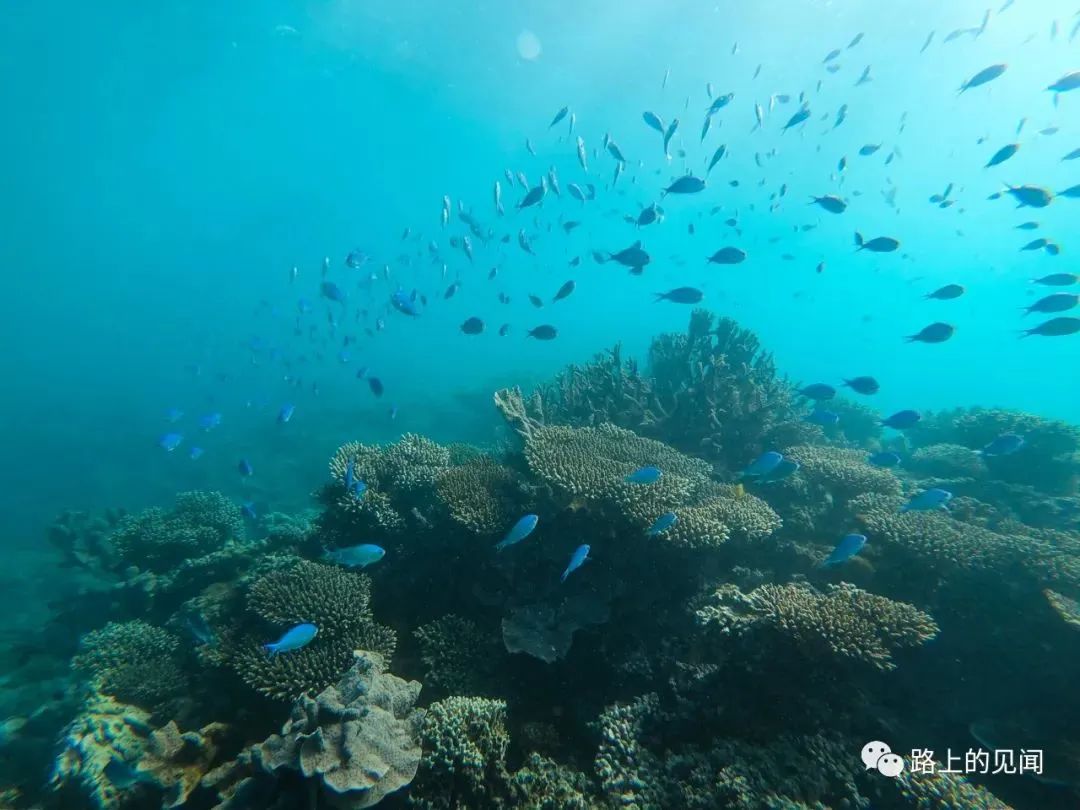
[
  {"left": 854, "top": 231, "right": 864, "bottom": 247},
  {"left": 652, "top": 293, "right": 667, "bottom": 302}
]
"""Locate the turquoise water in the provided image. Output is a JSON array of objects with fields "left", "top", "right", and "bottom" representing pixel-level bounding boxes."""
[{"left": 2, "top": 1, "right": 1079, "bottom": 808}]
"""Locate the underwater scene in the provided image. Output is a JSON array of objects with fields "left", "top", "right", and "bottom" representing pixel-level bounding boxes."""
[{"left": 3, "top": 0, "right": 1080, "bottom": 807}]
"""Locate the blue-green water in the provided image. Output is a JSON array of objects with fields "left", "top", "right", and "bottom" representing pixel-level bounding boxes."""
[{"left": 2, "top": 1, "right": 1079, "bottom": 808}]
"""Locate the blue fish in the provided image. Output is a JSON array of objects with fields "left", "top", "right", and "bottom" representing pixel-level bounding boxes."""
[
  {"left": 351, "top": 479, "right": 367, "bottom": 499},
  {"left": 626, "top": 466, "right": 662, "bottom": 484},
  {"left": 867, "top": 451, "right": 902, "bottom": 468},
  {"left": 805, "top": 409, "right": 841, "bottom": 426},
  {"left": 900, "top": 488, "right": 953, "bottom": 513},
  {"left": 741, "top": 451, "right": 783, "bottom": 479},
  {"left": 561, "top": 544, "right": 591, "bottom": 582},
  {"left": 238, "top": 459, "right": 254, "bottom": 477},
  {"left": 198, "top": 412, "right": 222, "bottom": 431},
  {"left": 799, "top": 383, "right": 837, "bottom": 400},
  {"left": 647, "top": 511, "right": 678, "bottom": 536},
  {"left": 324, "top": 544, "right": 386, "bottom": 568},
  {"left": 277, "top": 404, "right": 295, "bottom": 424},
  {"left": 391, "top": 288, "right": 420, "bottom": 317},
  {"left": 821, "top": 533, "right": 867, "bottom": 567},
  {"left": 758, "top": 458, "right": 800, "bottom": 483},
  {"left": 185, "top": 614, "right": 215, "bottom": 646},
  {"left": 980, "top": 433, "right": 1025, "bottom": 457},
  {"left": 241, "top": 501, "right": 257, "bottom": 520},
  {"left": 158, "top": 433, "right": 183, "bottom": 452},
  {"left": 321, "top": 281, "right": 346, "bottom": 303},
  {"left": 881, "top": 409, "right": 922, "bottom": 429},
  {"left": 344, "top": 457, "right": 355, "bottom": 491},
  {"left": 495, "top": 514, "right": 539, "bottom": 551},
  {"left": 189, "top": 446, "right": 204, "bottom": 461},
  {"left": 264, "top": 623, "right": 318, "bottom": 656}
]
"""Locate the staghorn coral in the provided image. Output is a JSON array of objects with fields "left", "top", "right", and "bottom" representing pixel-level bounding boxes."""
[
  {"left": 507, "top": 753, "right": 593, "bottom": 809},
  {"left": 230, "top": 560, "right": 396, "bottom": 700},
  {"left": 413, "top": 615, "right": 501, "bottom": 696},
  {"left": 435, "top": 456, "right": 525, "bottom": 535},
  {"left": 696, "top": 582, "right": 939, "bottom": 671},
  {"left": 72, "top": 620, "right": 188, "bottom": 712},
  {"left": 523, "top": 423, "right": 712, "bottom": 526},
  {"left": 108, "top": 491, "right": 243, "bottom": 573},
  {"left": 252, "top": 651, "right": 424, "bottom": 809},
  {"left": 410, "top": 696, "right": 510, "bottom": 809}
]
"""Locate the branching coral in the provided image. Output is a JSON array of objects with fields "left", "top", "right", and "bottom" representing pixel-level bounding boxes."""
[
  {"left": 1045, "top": 588, "right": 1080, "bottom": 628},
  {"left": 410, "top": 697, "right": 510, "bottom": 809},
  {"left": 893, "top": 766, "right": 1014, "bottom": 809},
  {"left": 507, "top": 753, "right": 593, "bottom": 809},
  {"left": 594, "top": 693, "right": 663, "bottom": 809},
  {"left": 659, "top": 482, "right": 782, "bottom": 548},
  {"left": 413, "top": 615, "right": 501, "bottom": 695},
  {"left": 782, "top": 445, "right": 902, "bottom": 501},
  {"left": 72, "top": 621, "right": 188, "bottom": 712},
  {"left": 108, "top": 491, "right": 243, "bottom": 573},
  {"left": 229, "top": 560, "right": 397, "bottom": 700},
  {"left": 907, "top": 443, "right": 987, "bottom": 480},
  {"left": 252, "top": 651, "right": 424, "bottom": 809},
  {"left": 696, "top": 582, "right": 939, "bottom": 671},
  {"left": 435, "top": 456, "right": 526, "bottom": 535}
]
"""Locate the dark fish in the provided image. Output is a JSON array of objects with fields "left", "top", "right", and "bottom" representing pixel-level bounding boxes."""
[
  {"left": 706, "top": 93, "right": 734, "bottom": 115},
  {"left": 549, "top": 106, "right": 569, "bottom": 128},
  {"left": 1016, "top": 222, "right": 1039, "bottom": 230},
  {"left": 980, "top": 433, "right": 1025, "bottom": 456},
  {"left": 368, "top": 377, "right": 384, "bottom": 397},
  {"left": 959, "top": 63, "right": 1006, "bottom": 93},
  {"left": 1005, "top": 185, "right": 1054, "bottom": 207},
  {"left": 662, "top": 175, "right": 706, "bottom": 196},
  {"left": 1020, "top": 317, "right": 1080, "bottom": 337},
  {"left": 848, "top": 32, "right": 864, "bottom": 48},
  {"left": 1021, "top": 238, "right": 1049, "bottom": 251},
  {"left": 443, "top": 282, "right": 460, "bottom": 299},
  {"left": 858, "top": 143, "right": 881, "bottom": 156},
  {"left": 608, "top": 241, "right": 651, "bottom": 270},
  {"left": 707, "top": 145, "right": 727, "bottom": 174},
  {"left": 460, "top": 317, "right": 484, "bottom": 335},
  {"left": 663, "top": 118, "right": 679, "bottom": 156},
  {"left": 518, "top": 229, "right": 535, "bottom": 254},
  {"left": 552, "top": 280, "right": 576, "bottom": 302},
  {"left": 1059, "top": 184, "right": 1080, "bottom": 198},
  {"left": 321, "top": 281, "right": 346, "bottom": 303},
  {"left": 1063, "top": 147, "right": 1080, "bottom": 161},
  {"left": 905, "top": 322, "right": 955, "bottom": 343},
  {"left": 806, "top": 409, "right": 841, "bottom": 426},
  {"left": 654, "top": 287, "right": 703, "bottom": 304},
  {"left": 518, "top": 183, "right": 546, "bottom": 209},
  {"left": 529, "top": 294, "right": 544, "bottom": 308},
  {"left": 811, "top": 195, "right": 847, "bottom": 213},
  {"left": 237, "top": 459, "right": 254, "bottom": 477},
  {"left": 799, "top": 383, "right": 836, "bottom": 400},
  {"left": 562, "top": 221, "right": 581, "bottom": 233},
  {"left": 708, "top": 247, "right": 746, "bottom": 265},
  {"left": 843, "top": 376, "right": 880, "bottom": 395},
  {"left": 925, "top": 284, "right": 965, "bottom": 300},
  {"left": 782, "top": 105, "right": 810, "bottom": 132},
  {"left": 643, "top": 111, "right": 665, "bottom": 134},
  {"left": 920, "top": 31, "right": 935, "bottom": 52},
  {"left": 881, "top": 409, "right": 922, "bottom": 429},
  {"left": 854, "top": 232, "right": 900, "bottom": 252},
  {"left": 823, "top": 48, "right": 842, "bottom": 63},
  {"left": 867, "top": 451, "right": 902, "bottom": 468},
  {"left": 1045, "top": 242, "right": 1061, "bottom": 256},
  {"left": 527, "top": 325, "right": 558, "bottom": 340},
  {"left": 985, "top": 143, "right": 1019, "bottom": 167},
  {"left": 498, "top": 324, "right": 509, "bottom": 337},
  {"left": 1023, "top": 293, "right": 1078, "bottom": 315},
  {"left": 1031, "top": 273, "right": 1078, "bottom": 286}
]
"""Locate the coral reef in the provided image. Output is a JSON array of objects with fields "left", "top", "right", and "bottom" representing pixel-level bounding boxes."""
[
  {"left": 696, "top": 582, "right": 939, "bottom": 671},
  {"left": 435, "top": 456, "right": 526, "bottom": 535},
  {"left": 501, "top": 593, "right": 611, "bottom": 663},
  {"left": 108, "top": 491, "right": 244, "bottom": 573},
  {"left": 409, "top": 696, "right": 509, "bottom": 809},
  {"left": 413, "top": 615, "right": 501, "bottom": 696},
  {"left": 252, "top": 652, "right": 424, "bottom": 809},
  {"left": 893, "top": 766, "right": 1014, "bottom": 809},
  {"left": 71, "top": 620, "right": 188, "bottom": 713},
  {"left": 227, "top": 560, "right": 396, "bottom": 700},
  {"left": 1045, "top": 589, "right": 1080, "bottom": 628},
  {"left": 135, "top": 720, "right": 233, "bottom": 808}
]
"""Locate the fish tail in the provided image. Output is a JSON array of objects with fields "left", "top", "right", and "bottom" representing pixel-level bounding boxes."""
[{"left": 652, "top": 293, "right": 667, "bottom": 302}]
